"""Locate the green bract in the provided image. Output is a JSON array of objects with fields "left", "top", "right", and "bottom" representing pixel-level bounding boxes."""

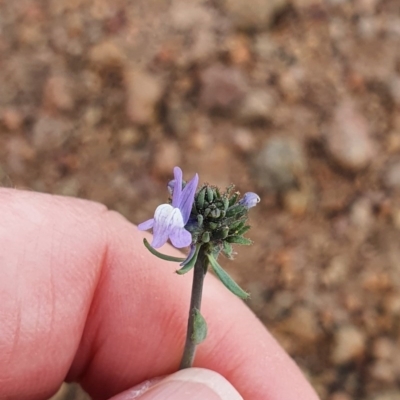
[
  {"left": 142, "top": 182, "right": 258, "bottom": 300},
  {"left": 186, "top": 184, "right": 253, "bottom": 261}
]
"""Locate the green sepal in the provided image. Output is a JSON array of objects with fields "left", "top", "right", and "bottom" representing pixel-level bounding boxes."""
[
  {"left": 207, "top": 254, "right": 249, "bottom": 299},
  {"left": 143, "top": 239, "right": 186, "bottom": 262},
  {"left": 209, "top": 221, "right": 219, "bottom": 230},
  {"left": 196, "top": 187, "right": 206, "bottom": 210},
  {"left": 236, "top": 225, "right": 251, "bottom": 236},
  {"left": 212, "top": 226, "right": 229, "bottom": 240},
  {"left": 222, "top": 241, "right": 233, "bottom": 259},
  {"left": 225, "top": 204, "right": 247, "bottom": 218},
  {"left": 223, "top": 197, "right": 230, "bottom": 211},
  {"left": 197, "top": 214, "right": 204, "bottom": 228},
  {"left": 201, "top": 231, "right": 210, "bottom": 243},
  {"left": 225, "top": 204, "right": 240, "bottom": 217},
  {"left": 176, "top": 244, "right": 201, "bottom": 275},
  {"left": 228, "top": 192, "right": 239, "bottom": 206},
  {"left": 226, "top": 236, "right": 253, "bottom": 245},
  {"left": 206, "top": 186, "right": 214, "bottom": 203},
  {"left": 210, "top": 208, "right": 221, "bottom": 219},
  {"left": 191, "top": 308, "right": 208, "bottom": 345},
  {"left": 229, "top": 220, "right": 245, "bottom": 232}
]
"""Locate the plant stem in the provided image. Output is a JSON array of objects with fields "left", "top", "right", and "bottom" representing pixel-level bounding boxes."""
[{"left": 179, "top": 247, "right": 207, "bottom": 369}]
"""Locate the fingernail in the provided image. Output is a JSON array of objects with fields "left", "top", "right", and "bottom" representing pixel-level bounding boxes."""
[{"left": 112, "top": 368, "right": 243, "bottom": 400}]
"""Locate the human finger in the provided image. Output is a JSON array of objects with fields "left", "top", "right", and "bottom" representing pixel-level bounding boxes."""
[{"left": 0, "top": 189, "right": 319, "bottom": 400}]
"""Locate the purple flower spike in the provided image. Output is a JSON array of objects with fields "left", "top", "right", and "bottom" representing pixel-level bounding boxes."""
[
  {"left": 138, "top": 167, "right": 199, "bottom": 249},
  {"left": 239, "top": 192, "right": 260, "bottom": 209}
]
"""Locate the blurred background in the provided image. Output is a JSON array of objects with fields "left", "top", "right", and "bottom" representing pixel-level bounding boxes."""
[{"left": 1, "top": 0, "right": 400, "bottom": 399}]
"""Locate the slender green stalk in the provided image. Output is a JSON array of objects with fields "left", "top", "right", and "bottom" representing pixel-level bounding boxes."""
[
  {"left": 179, "top": 248, "right": 207, "bottom": 369},
  {"left": 143, "top": 239, "right": 185, "bottom": 262}
]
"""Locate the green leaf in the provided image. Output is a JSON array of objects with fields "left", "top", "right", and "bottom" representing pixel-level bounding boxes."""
[
  {"left": 236, "top": 225, "right": 251, "bottom": 235},
  {"left": 223, "top": 197, "right": 230, "bottom": 211},
  {"left": 176, "top": 244, "right": 201, "bottom": 275},
  {"left": 211, "top": 226, "right": 229, "bottom": 240},
  {"left": 143, "top": 239, "right": 185, "bottom": 262},
  {"left": 191, "top": 308, "right": 208, "bottom": 344},
  {"left": 226, "top": 236, "right": 253, "bottom": 245},
  {"left": 229, "top": 220, "right": 245, "bottom": 232},
  {"left": 222, "top": 241, "right": 233, "bottom": 259},
  {"left": 228, "top": 192, "right": 239, "bottom": 206},
  {"left": 225, "top": 204, "right": 240, "bottom": 217},
  {"left": 207, "top": 254, "right": 249, "bottom": 299}
]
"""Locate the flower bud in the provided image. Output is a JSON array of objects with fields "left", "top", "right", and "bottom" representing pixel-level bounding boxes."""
[{"left": 239, "top": 192, "right": 260, "bottom": 209}]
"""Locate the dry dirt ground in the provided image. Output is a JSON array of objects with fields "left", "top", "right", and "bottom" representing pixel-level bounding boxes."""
[{"left": 1, "top": 0, "right": 400, "bottom": 399}]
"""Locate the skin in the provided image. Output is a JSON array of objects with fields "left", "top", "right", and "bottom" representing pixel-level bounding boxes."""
[{"left": 0, "top": 189, "right": 319, "bottom": 400}]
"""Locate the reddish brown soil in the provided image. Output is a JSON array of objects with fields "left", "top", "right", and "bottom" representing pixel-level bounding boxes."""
[{"left": 1, "top": 1, "right": 400, "bottom": 399}]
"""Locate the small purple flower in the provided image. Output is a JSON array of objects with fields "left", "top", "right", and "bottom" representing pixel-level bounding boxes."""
[
  {"left": 239, "top": 192, "right": 260, "bottom": 209},
  {"left": 138, "top": 167, "right": 199, "bottom": 249}
]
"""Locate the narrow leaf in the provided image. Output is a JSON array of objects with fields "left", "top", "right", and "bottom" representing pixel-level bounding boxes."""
[
  {"left": 212, "top": 226, "right": 229, "bottom": 240},
  {"left": 236, "top": 225, "right": 251, "bottom": 235},
  {"left": 191, "top": 308, "right": 208, "bottom": 345},
  {"left": 225, "top": 204, "right": 240, "bottom": 217},
  {"left": 228, "top": 192, "right": 239, "bottom": 206},
  {"left": 226, "top": 236, "right": 253, "bottom": 245},
  {"left": 176, "top": 244, "right": 201, "bottom": 275},
  {"left": 207, "top": 254, "right": 249, "bottom": 299},
  {"left": 223, "top": 197, "right": 230, "bottom": 211},
  {"left": 143, "top": 239, "right": 185, "bottom": 262},
  {"left": 229, "top": 220, "right": 245, "bottom": 232}
]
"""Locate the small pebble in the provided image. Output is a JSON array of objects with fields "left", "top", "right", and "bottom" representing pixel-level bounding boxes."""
[
  {"left": 325, "top": 100, "right": 375, "bottom": 172},
  {"left": 223, "top": 0, "right": 289, "bottom": 30},
  {"left": 125, "top": 69, "right": 163, "bottom": 125},
  {"left": 253, "top": 136, "right": 306, "bottom": 192},
  {"left": 199, "top": 64, "right": 247, "bottom": 111},
  {"left": 383, "top": 161, "right": 400, "bottom": 189},
  {"left": 331, "top": 325, "right": 366, "bottom": 365}
]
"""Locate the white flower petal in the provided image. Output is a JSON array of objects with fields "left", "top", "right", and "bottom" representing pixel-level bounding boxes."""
[
  {"left": 154, "top": 204, "right": 174, "bottom": 221},
  {"left": 152, "top": 204, "right": 174, "bottom": 248},
  {"left": 168, "top": 207, "right": 185, "bottom": 229}
]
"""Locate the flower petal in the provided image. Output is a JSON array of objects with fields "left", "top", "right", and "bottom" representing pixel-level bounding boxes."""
[
  {"left": 137, "top": 218, "right": 154, "bottom": 231},
  {"left": 169, "top": 226, "right": 192, "bottom": 248},
  {"left": 168, "top": 207, "right": 185, "bottom": 228},
  {"left": 178, "top": 173, "right": 199, "bottom": 224},
  {"left": 239, "top": 192, "right": 260, "bottom": 209},
  {"left": 171, "top": 167, "right": 183, "bottom": 208},
  {"left": 152, "top": 204, "right": 174, "bottom": 248}
]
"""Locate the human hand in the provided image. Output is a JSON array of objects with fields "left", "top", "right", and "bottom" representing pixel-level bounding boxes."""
[{"left": 0, "top": 189, "right": 319, "bottom": 400}]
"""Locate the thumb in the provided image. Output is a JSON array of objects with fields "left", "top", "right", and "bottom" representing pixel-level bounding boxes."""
[{"left": 108, "top": 368, "right": 243, "bottom": 400}]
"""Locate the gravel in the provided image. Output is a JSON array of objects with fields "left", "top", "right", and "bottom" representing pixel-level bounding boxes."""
[
  {"left": 1, "top": 1, "right": 400, "bottom": 399},
  {"left": 325, "top": 100, "right": 375, "bottom": 172},
  {"left": 252, "top": 136, "right": 307, "bottom": 192}
]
